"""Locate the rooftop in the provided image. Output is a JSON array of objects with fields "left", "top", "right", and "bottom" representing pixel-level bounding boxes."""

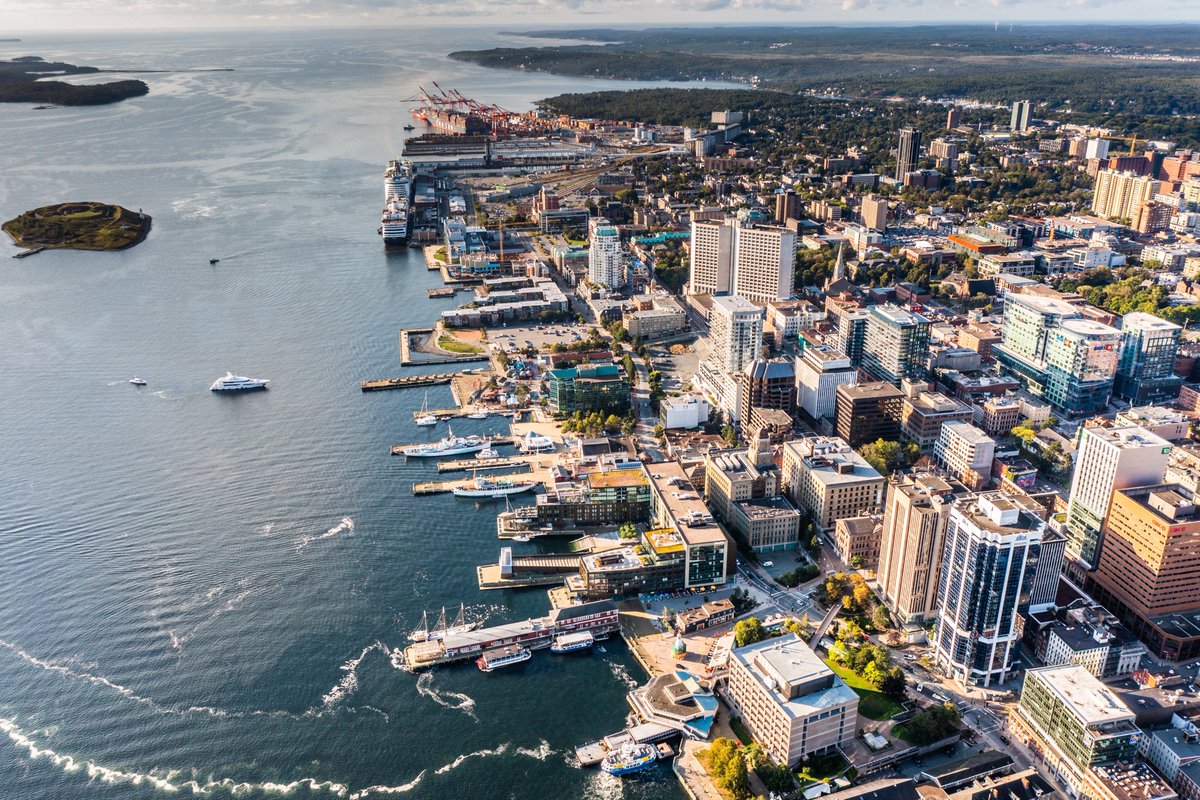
[
  {"left": 1123, "top": 311, "right": 1183, "bottom": 333},
  {"left": 1084, "top": 424, "right": 1172, "bottom": 451},
  {"left": 839, "top": 381, "right": 905, "bottom": 401},
  {"left": 1028, "top": 665, "right": 1137, "bottom": 728},
  {"left": 733, "top": 634, "right": 859, "bottom": 716},
  {"left": 645, "top": 461, "right": 729, "bottom": 545},
  {"left": 587, "top": 467, "right": 649, "bottom": 489},
  {"left": 712, "top": 294, "right": 762, "bottom": 314},
  {"left": 736, "top": 495, "right": 802, "bottom": 520},
  {"left": 941, "top": 421, "right": 996, "bottom": 446}
]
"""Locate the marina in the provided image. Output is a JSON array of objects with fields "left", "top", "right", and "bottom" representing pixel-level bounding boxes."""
[
  {"left": 360, "top": 373, "right": 459, "bottom": 391},
  {"left": 435, "top": 456, "right": 526, "bottom": 472},
  {"left": 413, "top": 466, "right": 544, "bottom": 495}
]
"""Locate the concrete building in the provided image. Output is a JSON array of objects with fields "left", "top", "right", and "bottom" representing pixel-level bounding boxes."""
[
  {"left": 775, "top": 189, "right": 799, "bottom": 224},
  {"left": 782, "top": 436, "right": 885, "bottom": 533},
  {"left": 836, "top": 307, "right": 871, "bottom": 367},
  {"left": 731, "top": 496, "right": 804, "bottom": 554},
  {"left": 1088, "top": 484, "right": 1200, "bottom": 661},
  {"left": 660, "top": 393, "right": 712, "bottom": 431},
  {"left": 1115, "top": 407, "right": 1191, "bottom": 442},
  {"left": 878, "top": 472, "right": 968, "bottom": 626},
  {"left": 624, "top": 294, "right": 688, "bottom": 341},
  {"left": 901, "top": 390, "right": 975, "bottom": 450},
  {"left": 688, "top": 218, "right": 796, "bottom": 303},
  {"left": 862, "top": 304, "right": 932, "bottom": 385},
  {"left": 546, "top": 362, "right": 630, "bottom": 415},
  {"left": 1042, "top": 622, "right": 1145, "bottom": 678},
  {"left": 861, "top": 195, "right": 889, "bottom": 232},
  {"left": 1115, "top": 312, "right": 1185, "bottom": 405},
  {"left": 1093, "top": 170, "right": 1162, "bottom": 221},
  {"left": 1013, "top": 665, "right": 1175, "bottom": 800},
  {"left": 934, "top": 493, "right": 1045, "bottom": 687},
  {"left": 704, "top": 436, "right": 791, "bottom": 551},
  {"left": 896, "top": 127, "right": 921, "bottom": 182},
  {"left": 795, "top": 343, "right": 858, "bottom": 421},
  {"left": 1142, "top": 725, "right": 1200, "bottom": 785},
  {"left": 726, "top": 634, "right": 859, "bottom": 767},
  {"left": 934, "top": 422, "right": 996, "bottom": 491},
  {"left": 833, "top": 513, "right": 884, "bottom": 568},
  {"left": 588, "top": 217, "right": 625, "bottom": 288},
  {"left": 995, "top": 294, "right": 1120, "bottom": 416},
  {"left": 1011, "top": 100, "right": 1032, "bottom": 133},
  {"left": 710, "top": 294, "right": 765, "bottom": 374},
  {"left": 1065, "top": 424, "right": 1171, "bottom": 569},
  {"left": 981, "top": 395, "right": 1023, "bottom": 437},
  {"left": 836, "top": 381, "right": 904, "bottom": 448}
]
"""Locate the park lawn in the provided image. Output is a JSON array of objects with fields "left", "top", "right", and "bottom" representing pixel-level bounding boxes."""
[
  {"left": 824, "top": 659, "right": 904, "bottom": 721},
  {"left": 437, "top": 335, "right": 483, "bottom": 354}
]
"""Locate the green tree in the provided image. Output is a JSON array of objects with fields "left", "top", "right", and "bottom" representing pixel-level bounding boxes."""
[
  {"left": 871, "top": 603, "right": 892, "bottom": 632},
  {"left": 619, "top": 522, "right": 639, "bottom": 540},
  {"left": 721, "top": 424, "right": 738, "bottom": 445},
  {"left": 733, "top": 617, "right": 767, "bottom": 648}
]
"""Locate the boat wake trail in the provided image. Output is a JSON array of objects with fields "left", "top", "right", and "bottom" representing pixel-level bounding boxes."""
[
  {"left": 297, "top": 516, "right": 355, "bottom": 552},
  {"left": 605, "top": 660, "right": 639, "bottom": 690},
  {"left": 1, "top": 717, "right": 551, "bottom": 798},
  {"left": 413, "top": 670, "right": 477, "bottom": 721},
  {"left": 170, "top": 578, "right": 263, "bottom": 650},
  {"left": 311, "top": 641, "right": 391, "bottom": 714}
]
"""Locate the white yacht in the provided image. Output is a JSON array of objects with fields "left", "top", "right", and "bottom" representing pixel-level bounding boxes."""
[
  {"left": 414, "top": 390, "right": 438, "bottom": 427},
  {"left": 210, "top": 372, "right": 269, "bottom": 392},
  {"left": 475, "top": 446, "right": 500, "bottom": 460},
  {"left": 451, "top": 473, "right": 539, "bottom": 499},
  {"left": 128, "top": 377, "right": 146, "bottom": 386},
  {"left": 399, "top": 426, "right": 488, "bottom": 458}
]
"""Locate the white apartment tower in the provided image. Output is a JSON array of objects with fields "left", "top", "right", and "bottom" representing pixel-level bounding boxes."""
[
  {"left": 1064, "top": 424, "right": 1172, "bottom": 570},
  {"left": 689, "top": 218, "right": 795, "bottom": 303},
  {"left": 588, "top": 217, "right": 625, "bottom": 288},
  {"left": 709, "top": 294, "right": 765, "bottom": 374}
]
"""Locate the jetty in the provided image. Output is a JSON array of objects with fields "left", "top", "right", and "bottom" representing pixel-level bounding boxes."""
[
  {"left": 426, "top": 287, "right": 457, "bottom": 298},
  {"left": 477, "top": 548, "right": 582, "bottom": 590},
  {"left": 391, "top": 435, "right": 515, "bottom": 457},
  {"left": 361, "top": 373, "right": 458, "bottom": 392},
  {"left": 437, "top": 456, "right": 526, "bottom": 473},
  {"left": 399, "top": 327, "right": 490, "bottom": 366},
  {"left": 12, "top": 246, "right": 45, "bottom": 259},
  {"left": 413, "top": 470, "right": 537, "bottom": 496},
  {"left": 401, "top": 599, "right": 617, "bottom": 670}
]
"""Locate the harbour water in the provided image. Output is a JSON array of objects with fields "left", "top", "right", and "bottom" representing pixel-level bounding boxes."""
[{"left": 0, "top": 27, "right": 721, "bottom": 800}]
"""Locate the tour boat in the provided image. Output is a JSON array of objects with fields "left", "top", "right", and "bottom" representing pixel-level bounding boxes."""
[
  {"left": 476, "top": 644, "right": 531, "bottom": 672},
  {"left": 550, "top": 631, "right": 594, "bottom": 654},
  {"left": 399, "top": 426, "right": 488, "bottom": 457},
  {"left": 452, "top": 473, "right": 539, "bottom": 498},
  {"left": 600, "top": 743, "right": 657, "bottom": 776}
]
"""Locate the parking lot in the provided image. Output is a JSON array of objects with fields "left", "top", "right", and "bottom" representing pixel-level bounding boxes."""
[{"left": 488, "top": 321, "right": 599, "bottom": 354}]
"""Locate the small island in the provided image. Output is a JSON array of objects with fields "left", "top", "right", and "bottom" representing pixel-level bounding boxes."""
[
  {"left": 3, "top": 202, "right": 151, "bottom": 253},
  {"left": 0, "top": 56, "right": 148, "bottom": 106}
]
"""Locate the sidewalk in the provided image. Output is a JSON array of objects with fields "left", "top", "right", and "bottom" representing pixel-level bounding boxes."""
[{"left": 676, "top": 740, "right": 724, "bottom": 800}]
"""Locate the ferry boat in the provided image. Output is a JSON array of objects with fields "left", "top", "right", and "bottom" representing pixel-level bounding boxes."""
[
  {"left": 414, "top": 390, "right": 438, "bottom": 427},
  {"left": 550, "top": 631, "right": 594, "bottom": 654},
  {"left": 399, "top": 426, "right": 488, "bottom": 458},
  {"left": 476, "top": 644, "right": 531, "bottom": 672},
  {"left": 210, "top": 372, "right": 269, "bottom": 392},
  {"left": 600, "top": 743, "right": 657, "bottom": 776},
  {"left": 452, "top": 473, "right": 539, "bottom": 498}
]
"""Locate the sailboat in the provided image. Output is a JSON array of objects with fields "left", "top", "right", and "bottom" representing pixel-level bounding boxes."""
[
  {"left": 409, "top": 610, "right": 431, "bottom": 642},
  {"left": 408, "top": 604, "right": 481, "bottom": 642},
  {"left": 415, "top": 389, "right": 438, "bottom": 427}
]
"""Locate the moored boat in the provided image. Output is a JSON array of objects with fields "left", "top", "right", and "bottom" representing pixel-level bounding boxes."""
[
  {"left": 452, "top": 473, "right": 539, "bottom": 498},
  {"left": 476, "top": 644, "right": 531, "bottom": 672},
  {"left": 550, "top": 631, "right": 594, "bottom": 654},
  {"left": 414, "top": 390, "right": 438, "bottom": 426},
  {"left": 400, "top": 426, "right": 488, "bottom": 458},
  {"left": 600, "top": 743, "right": 657, "bottom": 776}
]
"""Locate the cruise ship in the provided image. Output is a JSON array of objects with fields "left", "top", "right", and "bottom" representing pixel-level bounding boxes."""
[
  {"left": 380, "top": 159, "right": 413, "bottom": 245},
  {"left": 451, "top": 474, "right": 539, "bottom": 499},
  {"left": 476, "top": 644, "right": 531, "bottom": 672},
  {"left": 399, "top": 426, "right": 489, "bottom": 458},
  {"left": 210, "top": 372, "right": 269, "bottom": 392}
]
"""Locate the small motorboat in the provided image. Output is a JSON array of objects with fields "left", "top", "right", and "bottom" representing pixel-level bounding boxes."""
[
  {"left": 476, "top": 447, "right": 499, "bottom": 460},
  {"left": 129, "top": 377, "right": 147, "bottom": 386},
  {"left": 209, "top": 258, "right": 220, "bottom": 264},
  {"left": 403, "top": 124, "right": 415, "bottom": 131}
]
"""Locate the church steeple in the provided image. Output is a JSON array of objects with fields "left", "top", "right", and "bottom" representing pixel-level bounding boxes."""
[{"left": 825, "top": 241, "right": 845, "bottom": 291}]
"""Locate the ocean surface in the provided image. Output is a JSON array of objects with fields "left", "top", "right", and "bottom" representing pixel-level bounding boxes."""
[{"left": 0, "top": 27, "right": 727, "bottom": 800}]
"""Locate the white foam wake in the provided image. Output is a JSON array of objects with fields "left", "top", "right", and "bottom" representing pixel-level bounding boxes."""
[
  {"left": 170, "top": 580, "right": 263, "bottom": 651},
  {"left": 297, "top": 516, "right": 355, "bottom": 551},
  {"left": 605, "top": 660, "right": 639, "bottom": 690},
  {"left": 312, "top": 641, "right": 391, "bottom": 714},
  {"left": 1, "top": 717, "right": 548, "bottom": 798},
  {"left": 414, "top": 670, "right": 478, "bottom": 720}
]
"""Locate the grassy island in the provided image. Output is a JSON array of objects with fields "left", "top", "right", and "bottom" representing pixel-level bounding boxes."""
[
  {"left": 0, "top": 56, "right": 148, "bottom": 106},
  {"left": 3, "top": 203, "right": 152, "bottom": 252}
]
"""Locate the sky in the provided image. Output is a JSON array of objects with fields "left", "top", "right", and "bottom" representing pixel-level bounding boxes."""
[{"left": 0, "top": 0, "right": 1195, "bottom": 33}]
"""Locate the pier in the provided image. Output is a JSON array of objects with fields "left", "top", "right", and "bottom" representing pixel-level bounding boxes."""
[
  {"left": 411, "top": 407, "right": 506, "bottom": 421},
  {"left": 361, "top": 373, "right": 458, "bottom": 392},
  {"left": 477, "top": 548, "right": 582, "bottom": 590},
  {"left": 437, "top": 456, "right": 527, "bottom": 473},
  {"left": 390, "top": 435, "right": 515, "bottom": 457},
  {"left": 401, "top": 599, "right": 618, "bottom": 670},
  {"left": 412, "top": 469, "right": 536, "bottom": 496},
  {"left": 575, "top": 726, "right": 677, "bottom": 767},
  {"left": 12, "top": 246, "right": 46, "bottom": 258},
  {"left": 426, "top": 287, "right": 458, "bottom": 298}
]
